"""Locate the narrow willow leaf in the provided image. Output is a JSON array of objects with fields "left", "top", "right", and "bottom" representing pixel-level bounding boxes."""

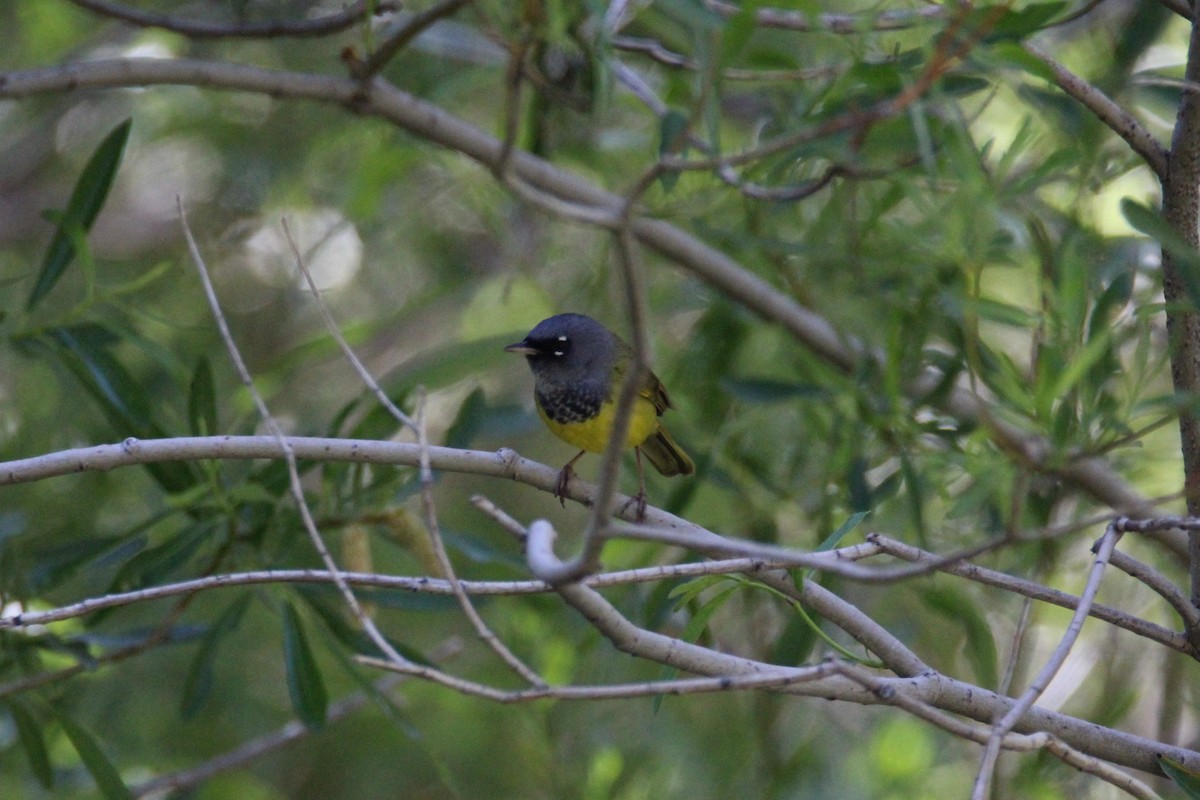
[
  {"left": 1121, "top": 198, "right": 1200, "bottom": 311},
  {"left": 53, "top": 709, "right": 134, "bottom": 800},
  {"left": 658, "top": 109, "right": 689, "bottom": 191},
  {"left": 282, "top": 601, "right": 329, "bottom": 729},
  {"left": 188, "top": 355, "right": 218, "bottom": 437},
  {"left": 27, "top": 118, "right": 132, "bottom": 309},
  {"left": 1160, "top": 756, "right": 1200, "bottom": 799},
  {"left": 181, "top": 593, "right": 253, "bottom": 718},
  {"left": 6, "top": 699, "right": 53, "bottom": 788},
  {"left": 920, "top": 587, "right": 998, "bottom": 690}
]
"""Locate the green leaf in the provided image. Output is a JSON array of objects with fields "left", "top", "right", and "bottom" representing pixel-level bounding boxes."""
[
  {"left": 444, "top": 386, "right": 488, "bottom": 449},
  {"left": 846, "top": 456, "right": 872, "bottom": 513},
  {"left": 1121, "top": 197, "right": 1200, "bottom": 311},
  {"left": 730, "top": 575, "right": 882, "bottom": 666},
  {"left": 27, "top": 118, "right": 132, "bottom": 310},
  {"left": 295, "top": 585, "right": 432, "bottom": 663},
  {"left": 25, "top": 534, "right": 128, "bottom": 593},
  {"left": 820, "top": 510, "right": 869, "bottom": 551},
  {"left": 1045, "top": 328, "right": 1115, "bottom": 404},
  {"left": 679, "top": 584, "right": 739, "bottom": 643},
  {"left": 718, "top": 0, "right": 757, "bottom": 66},
  {"left": 44, "top": 324, "right": 150, "bottom": 426},
  {"left": 1087, "top": 272, "right": 1133, "bottom": 339},
  {"left": 1159, "top": 755, "right": 1200, "bottom": 799},
  {"left": 52, "top": 708, "right": 134, "bottom": 800},
  {"left": 282, "top": 601, "right": 329, "bottom": 729},
  {"left": 658, "top": 109, "right": 689, "bottom": 191},
  {"left": 668, "top": 574, "right": 729, "bottom": 606},
  {"left": 794, "top": 510, "right": 870, "bottom": 587},
  {"left": 181, "top": 593, "right": 253, "bottom": 719},
  {"left": 107, "top": 520, "right": 214, "bottom": 594},
  {"left": 6, "top": 699, "right": 53, "bottom": 788},
  {"left": 188, "top": 356, "right": 218, "bottom": 437},
  {"left": 341, "top": 333, "right": 514, "bottom": 441},
  {"left": 772, "top": 609, "right": 818, "bottom": 666},
  {"left": 920, "top": 587, "right": 998, "bottom": 690},
  {"left": 35, "top": 324, "right": 196, "bottom": 492},
  {"left": 987, "top": 2, "right": 1066, "bottom": 41}
]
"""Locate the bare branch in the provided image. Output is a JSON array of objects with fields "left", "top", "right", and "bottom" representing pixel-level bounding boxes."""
[
  {"left": 351, "top": 0, "right": 474, "bottom": 80},
  {"left": 1157, "top": 13, "right": 1200, "bottom": 640},
  {"left": 180, "top": 200, "right": 413, "bottom": 673},
  {"left": 65, "top": 0, "right": 392, "bottom": 38},
  {"left": 1109, "top": 548, "right": 1200, "bottom": 630},
  {"left": 283, "top": 218, "right": 541, "bottom": 686},
  {"left": 871, "top": 534, "right": 1192, "bottom": 654},
  {"left": 702, "top": 0, "right": 947, "bottom": 33},
  {"left": 522, "top": 521, "right": 1200, "bottom": 776},
  {"left": 611, "top": 35, "right": 841, "bottom": 81},
  {"left": 972, "top": 524, "right": 1123, "bottom": 798},
  {"left": 1022, "top": 43, "right": 1169, "bottom": 180}
]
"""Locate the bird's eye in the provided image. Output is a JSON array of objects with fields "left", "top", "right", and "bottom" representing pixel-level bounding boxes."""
[{"left": 552, "top": 350, "right": 564, "bottom": 357}]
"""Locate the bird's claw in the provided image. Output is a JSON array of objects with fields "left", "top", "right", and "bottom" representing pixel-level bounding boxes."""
[
  {"left": 621, "top": 491, "right": 647, "bottom": 522},
  {"left": 554, "top": 464, "right": 575, "bottom": 507}
]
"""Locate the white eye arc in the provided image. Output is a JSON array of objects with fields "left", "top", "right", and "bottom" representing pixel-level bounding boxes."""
[
  {"left": 553, "top": 350, "right": 564, "bottom": 356},
  {"left": 557, "top": 335, "right": 568, "bottom": 342}
]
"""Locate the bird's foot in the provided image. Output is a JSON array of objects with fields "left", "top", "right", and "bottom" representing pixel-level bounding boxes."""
[
  {"left": 621, "top": 491, "right": 647, "bottom": 522},
  {"left": 554, "top": 464, "right": 575, "bottom": 507}
]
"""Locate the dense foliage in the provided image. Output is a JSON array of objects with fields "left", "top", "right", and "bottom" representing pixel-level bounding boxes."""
[{"left": 1, "top": 1, "right": 1199, "bottom": 798}]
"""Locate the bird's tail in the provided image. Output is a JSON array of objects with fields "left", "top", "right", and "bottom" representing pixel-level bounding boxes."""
[{"left": 640, "top": 426, "right": 695, "bottom": 477}]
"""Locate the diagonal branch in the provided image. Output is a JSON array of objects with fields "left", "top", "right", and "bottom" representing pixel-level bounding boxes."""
[
  {"left": 0, "top": 58, "right": 1173, "bottom": 550},
  {"left": 1022, "top": 43, "right": 1169, "bottom": 181}
]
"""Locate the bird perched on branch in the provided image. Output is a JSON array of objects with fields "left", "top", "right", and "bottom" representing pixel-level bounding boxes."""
[{"left": 506, "top": 313, "right": 694, "bottom": 518}]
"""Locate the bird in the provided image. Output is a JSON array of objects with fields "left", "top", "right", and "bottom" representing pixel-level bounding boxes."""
[{"left": 505, "top": 313, "right": 694, "bottom": 517}]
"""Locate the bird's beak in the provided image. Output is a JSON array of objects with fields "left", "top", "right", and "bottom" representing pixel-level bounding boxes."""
[{"left": 504, "top": 341, "right": 538, "bottom": 356}]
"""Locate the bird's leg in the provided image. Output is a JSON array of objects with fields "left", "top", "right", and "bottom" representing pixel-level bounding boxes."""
[
  {"left": 621, "top": 447, "right": 648, "bottom": 522},
  {"left": 555, "top": 450, "right": 586, "bottom": 506}
]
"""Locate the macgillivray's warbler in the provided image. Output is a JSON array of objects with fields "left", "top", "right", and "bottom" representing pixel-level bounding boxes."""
[{"left": 505, "top": 313, "right": 694, "bottom": 516}]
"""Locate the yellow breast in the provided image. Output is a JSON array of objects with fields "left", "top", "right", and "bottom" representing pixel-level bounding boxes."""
[{"left": 537, "top": 395, "right": 659, "bottom": 454}]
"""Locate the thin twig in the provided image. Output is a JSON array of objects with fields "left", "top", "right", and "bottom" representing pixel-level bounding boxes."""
[
  {"left": 282, "top": 217, "right": 543, "bottom": 686},
  {"left": 1108, "top": 548, "right": 1200, "bottom": 630},
  {"left": 0, "top": 557, "right": 874, "bottom": 630},
  {"left": 413, "top": 391, "right": 547, "bottom": 685},
  {"left": 703, "top": 0, "right": 947, "bottom": 32},
  {"left": 971, "top": 523, "right": 1123, "bottom": 799},
  {"left": 280, "top": 218, "right": 415, "bottom": 432},
  {"left": 837, "top": 663, "right": 1163, "bottom": 800},
  {"left": 179, "top": 199, "right": 412, "bottom": 672},
  {"left": 871, "top": 534, "right": 1190, "bottom": 653},
  {"left": 352, "top": 0, "right": 474, "bottom": 80},
  {"left": 360, "top": 654, "right": 841, "bottom": 702},
  {"left": 1022, "top": 43, "right": 1169, "bottom": 180}
]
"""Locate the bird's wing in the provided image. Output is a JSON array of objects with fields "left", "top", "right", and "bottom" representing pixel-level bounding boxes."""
[{"left": 641, "top": 372, "right": 673, "bottom": 416}]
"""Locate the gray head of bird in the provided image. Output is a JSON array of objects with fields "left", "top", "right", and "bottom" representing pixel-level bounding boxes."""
[{"left": 504, "top": 313, "right": 621, "bottom": 381}]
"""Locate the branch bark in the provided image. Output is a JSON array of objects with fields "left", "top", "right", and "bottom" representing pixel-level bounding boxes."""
[{"left": 1160, "top": 15, "right": 1200, "bottom": 627}]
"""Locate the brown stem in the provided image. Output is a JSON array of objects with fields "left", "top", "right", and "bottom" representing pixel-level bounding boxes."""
[{"left": 1161, "top": 14, "right": 1200, "bottom": 637}]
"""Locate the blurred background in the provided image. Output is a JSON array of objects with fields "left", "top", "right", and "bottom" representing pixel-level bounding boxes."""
[{"left": 0, "top": 1, "right": 1195, "bottom": 798}]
